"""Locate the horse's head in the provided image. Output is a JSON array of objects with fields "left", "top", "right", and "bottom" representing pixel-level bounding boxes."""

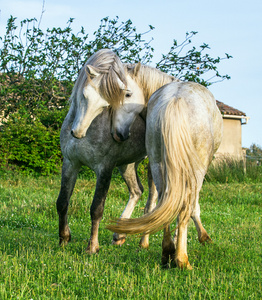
[
  {"left": 71, "top": 49, "right": 128, "bottom": 139},
  {"left": 111, "top": 63, "right": 146, "bottom": 142},
  {"left": 71, "top": 65, "right": 110, "bottom": 138}
]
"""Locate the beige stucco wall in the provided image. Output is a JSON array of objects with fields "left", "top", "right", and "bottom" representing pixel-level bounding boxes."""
[{"left": 216, "top": 118, "right": 243, "bottom": 159}]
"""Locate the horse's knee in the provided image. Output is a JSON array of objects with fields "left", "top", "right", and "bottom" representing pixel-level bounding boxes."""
[
  {"left": 56, "top": 198, "right": 69, "bottom": 215},
  {"left": 90, "top": 203, "right": 104, "bottom": 221}
]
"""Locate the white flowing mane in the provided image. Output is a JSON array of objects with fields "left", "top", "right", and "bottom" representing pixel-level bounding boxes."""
[
  {"left": 70, "top": 50, "right": 179, "bottom": 110},
  {"left": 127, "top": 64, "right": 179, "bottom": 104},
  {"left": 70, "top": 49, "right": 127, "bottom": 108}
]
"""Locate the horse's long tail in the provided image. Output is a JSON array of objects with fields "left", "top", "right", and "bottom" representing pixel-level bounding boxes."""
[{"left": 107, "top": 96, "right": 202, "bottom": 235}]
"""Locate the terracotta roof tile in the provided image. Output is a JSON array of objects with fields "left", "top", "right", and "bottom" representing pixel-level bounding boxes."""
[{"left": 216, "top": 100, "right": 246, "bottom": 116}]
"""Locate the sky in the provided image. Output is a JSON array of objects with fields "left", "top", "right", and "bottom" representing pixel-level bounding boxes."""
[{"left": 0, "top": 0, "right": 261, "bottom": 148}]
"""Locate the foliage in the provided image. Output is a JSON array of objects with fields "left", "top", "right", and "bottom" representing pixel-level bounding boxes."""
[
  {"left": 0, "top": 15, "right": 232, "bottom": 174},
  {"left": 246, "top": 143, "right": 262, "bottom": 165},
  {"left": 247, "top": 143, "right": 262, "bottom": 156},
  {"left": 0, "top": 111, "right": 65, "bottom": 175},
  {"left": 0, "top": 174, "right": 261, "bottom": 299},
  {"left": 156, "top": 31, "right": 232, "bottom": 86}
]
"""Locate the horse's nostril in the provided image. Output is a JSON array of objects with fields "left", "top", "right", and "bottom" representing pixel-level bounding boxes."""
[
  {"left": 112, "top": 130, "right": 130, "bottom": 142},
  {"left": 71, "top": 130, "right": 80, "bottom": 138},
  {"left": 117, "top": 132, "right": 125, "bottom": 142}
]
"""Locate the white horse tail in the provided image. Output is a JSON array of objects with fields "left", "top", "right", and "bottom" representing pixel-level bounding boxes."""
[{"left": 107, "top": 96, "right": 202, "bottom": 235}]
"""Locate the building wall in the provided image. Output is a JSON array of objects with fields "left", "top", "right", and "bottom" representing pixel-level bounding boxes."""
[{"left": 216, "top": 118, "right": 243, "bottom": 159}]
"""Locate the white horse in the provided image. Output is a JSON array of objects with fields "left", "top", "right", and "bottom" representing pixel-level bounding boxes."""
[{"left": 106, "top": 64, "right": 223, "bottom": 269}]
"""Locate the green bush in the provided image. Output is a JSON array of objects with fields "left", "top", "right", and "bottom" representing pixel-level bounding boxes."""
[{"left": 0, "top": 111, "right": 65, "bottom": 175}]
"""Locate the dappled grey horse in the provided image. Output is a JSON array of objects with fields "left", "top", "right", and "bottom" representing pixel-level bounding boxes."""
[{"left": 56, "top": 49, "right": 157, "bottom": 254}]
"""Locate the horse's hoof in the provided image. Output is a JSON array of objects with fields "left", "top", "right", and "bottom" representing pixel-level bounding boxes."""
[
  {"left": 139, "top": 236, "right": 149, "bottom": 249},
  {"left": 139, "top": 241, "right": 149, "bottom": 249},
  {"left": 161, "top": 254, "right": 175, "bottom": 268},
  {"left": 86, "top": 246, "right": 99, "bottom": 255},
  {"left": 199, "top": 233, "right": 212, "bottom": 244},
  {"left": 175, "top": 257, "right": 193, "bottom": 270},
  {"left": 161, "top": 240, "right": 176, "bottom": 267},
  {"left": 86, "top": 241, "right": 100, "bottom": 254},
  {"left": 112, "top": 237, "right": 126, "bottom": 246},
  {"left": 161, "top": 248, "right": 175, "bottom": 267},
  {"left": 112, "top": 233, "right": 126, "bottom": 246},
  {"left": 59, "top": 235, "right": 71, "bottom": 246}
]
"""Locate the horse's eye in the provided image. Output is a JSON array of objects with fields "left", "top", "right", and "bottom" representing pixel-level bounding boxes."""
[{"left": 126, "top": 92, "right": 132, "bottom": 98}]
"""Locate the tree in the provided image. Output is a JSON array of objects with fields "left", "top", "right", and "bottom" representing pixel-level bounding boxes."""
[
  {"left": 156, "top": 31, "right": 232, "bottom": 86},
  {"left": 246, "top": 144, "right": 262, "bottom": 158},
  {"left": 0, "top": 16, "right": 232, "bottom": 174}
]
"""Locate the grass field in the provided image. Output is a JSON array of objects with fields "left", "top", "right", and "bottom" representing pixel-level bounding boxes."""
[{"left": 0, "top": 172, "right": 261, "bottom": 299}]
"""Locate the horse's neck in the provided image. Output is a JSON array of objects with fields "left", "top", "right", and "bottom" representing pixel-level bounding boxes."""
[{"left": 138, "top": 66, "right": 177, "bottom": 104}]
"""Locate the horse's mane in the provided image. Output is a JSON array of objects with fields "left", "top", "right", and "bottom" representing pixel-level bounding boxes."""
[
  {"left": 70, "top": 49, "right": 127, "bottom": 108},
  {"left": 127, "top": 64, "right": 179, "bottom": 104},
  {"left": 70, "top": 50, "right": 179, "bottom": 109}
]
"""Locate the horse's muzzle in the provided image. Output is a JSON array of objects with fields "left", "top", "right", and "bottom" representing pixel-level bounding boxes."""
[
  {"left": 111, "top": 130, "right": 130, "bottom": 143},
  {"left": 71, "top": 129, "right": 85, "bottom": 139}
]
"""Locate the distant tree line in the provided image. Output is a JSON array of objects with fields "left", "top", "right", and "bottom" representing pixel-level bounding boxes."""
[
  {"left": 246, "top": 144, "right": 262, "bottom": 166},
  {"left": 0, "top": 16, "right": 232, "bottom": 174}
]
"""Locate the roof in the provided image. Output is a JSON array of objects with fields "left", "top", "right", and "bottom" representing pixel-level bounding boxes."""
[{"left": 216, "top": 100, "right": 246, "bottom": 116}]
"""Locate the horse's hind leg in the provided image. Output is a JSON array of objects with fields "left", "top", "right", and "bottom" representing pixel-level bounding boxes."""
[
  {"left": 174, "top": 212, "right": 192, "bottom": 270},
  {"left": 173, "top": 175, "right": 212, "bottom": 246},
  {"left": 191, "top": 194, "right": 212, "bottom": 244},
  {"left": 112, "top": 162, "right": 144, "bottom": 246},
  {"left": 56, "top": 158, "right": 80, "bottom": 246},
  {"left": 139, "top": 164, "right": 158, "bottom": 249},
  {"left": 173, "top": 199, "right": 212, "bottom": 246},
  {"left": 161, "top": 225, "right": 176, "bottom": 267},
  {"left": 191, "top": 174, "right": 212, "bottom": 244}
]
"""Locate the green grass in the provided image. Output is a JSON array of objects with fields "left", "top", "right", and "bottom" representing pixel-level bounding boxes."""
[
  {"left": 206, "top": 158, "right": 262, "bottom": 183},
  {"left": 0, "top": 173, "right": 261, "bottom": 299}
]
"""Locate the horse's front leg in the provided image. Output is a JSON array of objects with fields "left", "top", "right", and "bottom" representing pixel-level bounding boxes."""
[
  {"left": 112, "top": 162, "right": 144, "bottom": 246},
  {"left": 87, "top": 169, "right": 112, "bottom": 254},
  {"left": 56, "top": 158, "right": 80, "bottom": 246}
]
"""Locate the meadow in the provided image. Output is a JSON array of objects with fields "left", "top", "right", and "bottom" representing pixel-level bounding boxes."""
[{"left": 0, "top": 170, "right": 261, "bottom": 299}]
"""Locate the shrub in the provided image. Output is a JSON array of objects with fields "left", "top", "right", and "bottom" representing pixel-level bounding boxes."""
[{"left": 0, "top": 110, "right": 65, "bottom": 175}]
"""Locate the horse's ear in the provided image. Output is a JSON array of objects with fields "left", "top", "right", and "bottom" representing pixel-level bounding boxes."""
[
  {"left": 134, "top": 62, "right": 141, "bottom": 76},
  {"left": 127, "top": 62, "right": 141, "bottom": 76},
  {"left": 86, "top": 65, "right": 99, "bottom": 78}
]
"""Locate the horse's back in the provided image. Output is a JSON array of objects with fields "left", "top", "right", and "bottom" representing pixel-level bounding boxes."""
[{"left": 146, "top": 81, "right": 223, "bottom": 167}]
